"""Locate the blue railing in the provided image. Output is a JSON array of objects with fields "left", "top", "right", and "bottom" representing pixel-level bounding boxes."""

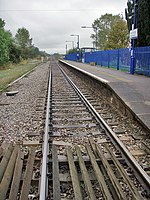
[
  {"left": 84, "top": 48, "right": 131, "bottom": 72},
  {"left": 65, "top": 52, "right": 82, "bottom": 61},
  {"left": 65, "top": 46, "right": 150, "bottom": 77},
  {"left": 135, "top": 46, "right": 150, "bottom": 76}
]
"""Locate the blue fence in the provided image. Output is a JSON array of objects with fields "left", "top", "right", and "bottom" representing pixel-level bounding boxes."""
[
  {"left": 84, "top": 50, "right": 130, "bottom": 71},
  {"left": 65, "top": 52, "right": 82, "bottom": 61},
  {"left": 65, "top": 46, "right": 150, "bottom": 77},
  {"left": 135, "top": 46, "right": 150, "bottom": 76}
]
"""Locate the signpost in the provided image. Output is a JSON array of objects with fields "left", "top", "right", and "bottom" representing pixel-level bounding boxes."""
[{"left": 130, "top": 28, "right": 138, "bottom": 40}]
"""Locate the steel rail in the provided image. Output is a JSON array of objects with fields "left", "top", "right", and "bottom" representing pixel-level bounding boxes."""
[
  {"left": 57, "top": 63, "right": 150, "bottom": 195},
  {"left": 39, "top": 65, "right": 51, "bottom": 200}
]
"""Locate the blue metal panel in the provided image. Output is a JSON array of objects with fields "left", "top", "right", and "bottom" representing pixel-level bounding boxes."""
[
  {"left": 119, "top": 48, "right": 130, "bottom": 71},
  {"left": 65, "top": 52, "right": 82, "bottom": 62},
  {"left": 135, "top": 46, "right": 150, "bottom": 76}
]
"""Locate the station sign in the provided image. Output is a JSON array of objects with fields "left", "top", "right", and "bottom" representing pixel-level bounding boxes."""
[{"left": 130, "top": 28, "right": 138, "bottom": 39}]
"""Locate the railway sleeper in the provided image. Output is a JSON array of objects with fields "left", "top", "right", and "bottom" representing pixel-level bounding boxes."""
[
  {"left": 48, "top": 142, "right": 146, "bottom": 200},
  {"left": 0, "top": 145, "right": 39, "bottom": 200}
]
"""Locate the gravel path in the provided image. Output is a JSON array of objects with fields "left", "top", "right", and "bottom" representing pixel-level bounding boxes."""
[{"left": 0, "top": 62, "right": 49, "bottom": 145}]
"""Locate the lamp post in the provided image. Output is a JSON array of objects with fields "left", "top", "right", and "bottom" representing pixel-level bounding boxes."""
[
  {"left": 70, "top": 34, "right": 80, "bottom": 50},
  {"left": 70, "top": 34, "right": 80, "bottom": 61},
  {"left": 65, "top": 44, "right": 67, "bottom": 55},
  {"left": 65, "top": 41, "right": 74, "bottom": 49},
  {"left": 81, "top": 26, "right": 98, "bottom": 50},
  {"left": 130, "top": 0, "right": 137, "bottom": 75}
]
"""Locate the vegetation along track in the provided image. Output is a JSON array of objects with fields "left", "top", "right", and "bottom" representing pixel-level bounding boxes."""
[
  {"left": 39, "top": 60, "right": 150, "bottom": 199},
  {"left": 0, "top": 59, "right": 150, "bottom": 199}
]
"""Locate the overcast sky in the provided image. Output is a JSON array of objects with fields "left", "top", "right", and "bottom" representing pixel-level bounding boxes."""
[{"left": 0, "top": 0, "right": 127, "bottom": 54}]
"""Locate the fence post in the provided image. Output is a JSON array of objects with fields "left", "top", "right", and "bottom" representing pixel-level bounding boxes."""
[
  {"left": 130, "top": 48, "right": 135, "bottom": 74},
  {"left": 117, "top": 49, "right": 120, "bottom": 70},
  {"left": 108, "top": 51, "right": 110, "bottom": 68},
  {"left": 130, "top": 0, "right": 137, "bottom": 74}
]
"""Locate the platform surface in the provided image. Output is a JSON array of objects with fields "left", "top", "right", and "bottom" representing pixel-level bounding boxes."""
[{"left": 61, "top": 60, "right": 150, "bottom": 130}]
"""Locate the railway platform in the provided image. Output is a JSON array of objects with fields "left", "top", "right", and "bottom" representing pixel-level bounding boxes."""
[{"left": 60, "top": 60, "right": 150, "bottom": 130}]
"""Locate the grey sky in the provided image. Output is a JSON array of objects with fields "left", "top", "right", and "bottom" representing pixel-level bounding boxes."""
[{"left": 0, "top": 0, "right": 127, "bottom": 54}]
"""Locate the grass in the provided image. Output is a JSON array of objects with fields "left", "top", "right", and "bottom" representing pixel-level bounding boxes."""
[{"left": 0, "top": 60, "right": 41, "bottom": 91}]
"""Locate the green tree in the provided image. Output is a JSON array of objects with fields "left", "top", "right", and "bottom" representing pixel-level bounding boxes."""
[
  {"left": 67, "top": 48, "right": 78, "bottom": 54},
  {"left": 137, "top": 0, "right": 150, "bottom": 46},
  {"left": 0, "top": 18, "right": 5, "bottom": 29},
  {"left": 106, "top": 20, "right": 129, "bottom": 49},
  {"left": 0, "top": 19, "right": 42, "bottom": 65},
  {"left": 27, "top": 46, "right": 41, "bottom": 58},
  {"left": 15, "top": 27, "right": 33, "bottom": 59},
  {"left": 15, "top": 27, "right": 32, "bottom": 48},
  {"left": 9, "top": 43, "right": 21, "bottom": 63},
  {"left": 0, "top": 18, "right": 12, "bottom": 65},
  {"left": 91, "top": 13, "right": 122, "bottom": 49},
  {"left": 126, "top": 0, "right": 150, "bottom": 47}
]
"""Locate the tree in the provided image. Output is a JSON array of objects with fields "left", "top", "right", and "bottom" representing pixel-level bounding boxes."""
[
  {"left": 91, "top": 13, "right": 122, "bottom": 49},
  {"left": 0, "top": 18, "right": 12, "bottom": 65},
  {"left": 0, "top": 19, "right": 44, "bottom": 65},
  {"left": 27, "top": 46, "right": 41, "bottom": 58},
  {"left": 136, "top": 0, "right": 150, "bottom": 46},
  {"left": 0, "top": 18, "right": 5, "bottom": 29},
  {"left": 9, "top": 43, "right": 21, "bottom": 63},
  {"left": 15, "top": 27, "right": 32, "bottom": 48},
  {"left": 106, "top": 20, "right": 129, "bottom": 49},
  {"left": 125, "top": 0, "right": 150, "bottom": 47},
  {"left": 67, "top": 48, "right": 78, "bottom": 54},
  {"left": 15, "top": 27, "right": 33, "bottom": 59}
]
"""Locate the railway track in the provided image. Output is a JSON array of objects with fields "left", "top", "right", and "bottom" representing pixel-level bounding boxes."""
[
  {"left": 0, "top": 60, "right": 150, "bottom": 199},
  {"left": 59, "top": 60, "right": 150, "bottom": 173},
  {"left": 39, "top": 61, "right": 150, "bottom": 199}
]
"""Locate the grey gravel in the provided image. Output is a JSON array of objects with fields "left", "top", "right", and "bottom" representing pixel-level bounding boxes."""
[{"left": 0, "top": 62, "right": 49, "bottom": 145}]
